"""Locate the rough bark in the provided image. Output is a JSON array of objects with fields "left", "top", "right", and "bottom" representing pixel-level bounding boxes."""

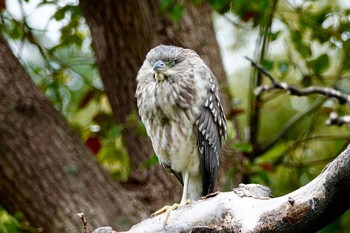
[
  {"left": 0, "top": 36, "right": 149, "bottom": 232},
  {"left": 0, "top": 2, "right": 233, "bottom": 231},
  {"left": 93, "top": 144, "right": 350, "bottom": 233},
  {"left": 79, "top": 0, "right": 234, "bottom": 214}
]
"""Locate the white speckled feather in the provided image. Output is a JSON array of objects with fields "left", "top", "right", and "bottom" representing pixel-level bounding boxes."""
[{"left": 136, "top": 45, "right": 227, "bottom": 201}]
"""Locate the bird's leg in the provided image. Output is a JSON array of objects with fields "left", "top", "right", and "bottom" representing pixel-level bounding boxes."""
[{"left": 151, "top": 172, "right": 191, "bottom": 224}]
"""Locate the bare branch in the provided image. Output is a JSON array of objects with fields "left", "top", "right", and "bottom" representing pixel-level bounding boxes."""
[
  {"left": 77, "top": 212, "right": 90, "bottom": 233},
  {"left": 245, "top": 56, "right": 277, "bottom": 85},
  {"left": 247, "top": 0, "right": 278, "bottom": 157},
  {"left": 326, "top": 112, "right": 350, "bottom": 126},
  {"left": 92, "top": 144, "right": 350, "bottom": 232},
  {"left": 245, "top": 57, "right": 350, "bottom": 105}
]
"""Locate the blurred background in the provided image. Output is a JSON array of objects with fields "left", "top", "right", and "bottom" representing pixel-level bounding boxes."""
[{"left": 1, "top": 0, "right": 350, "bottom": 232}]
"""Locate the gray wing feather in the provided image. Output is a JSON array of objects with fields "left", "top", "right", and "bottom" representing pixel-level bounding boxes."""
[
  {"left": 161, "top": 161, "right": 183, "bottom": 185},
  {"left": 197, "top": 77, "right": 226, "bottom": 195}
]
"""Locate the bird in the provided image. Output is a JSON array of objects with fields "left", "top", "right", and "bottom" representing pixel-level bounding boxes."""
[{"left": 135, "top": 45, "right": 227, "bottom": 222}]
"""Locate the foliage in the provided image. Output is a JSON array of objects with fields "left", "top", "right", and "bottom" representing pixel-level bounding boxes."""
[
  {"left": 0, "top": 206, "right": 40, "bottom": 233},
  {"left": 0, "top": 207, "right": 19, "bottom": 233},
  {"left": 208, "top": 0, "right": 350, "bottom": 231},
  {"left": 159, "top": 0, "right": 184, "bottom": 21},
  {"left": 0, "top": 0, "right": 130, "bottom": 182}
]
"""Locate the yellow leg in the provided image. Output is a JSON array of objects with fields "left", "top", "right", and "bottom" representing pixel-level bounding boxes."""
[
  {"left": 180, "top": 172, "right": 189, "bottom": 205},
  {"left": 151, "top": 172, "right": 191, "bottom": 224}
]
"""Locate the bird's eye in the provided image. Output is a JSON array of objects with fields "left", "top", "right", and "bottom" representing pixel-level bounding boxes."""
[{"left": 169, "top": 60, "right": 177, "bottom": 67}]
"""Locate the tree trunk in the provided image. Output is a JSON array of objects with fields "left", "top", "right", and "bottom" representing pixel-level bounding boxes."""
[
  {"left": 0, "top": 1, "right": 233, "bottom": 231},
  {"left": 0, "top": 36, "right": 150, "bottom": 232},
  {"left": 79, "top": 0, "right": 234, "bottom": 207}
]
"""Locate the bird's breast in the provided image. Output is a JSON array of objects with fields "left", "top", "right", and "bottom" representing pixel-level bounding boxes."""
[
  {"left": 137, "top": 77, "right": 201, "bottom": 174},
  {"left": 150, "top": 119, "right": 200, "bottom": 175}
]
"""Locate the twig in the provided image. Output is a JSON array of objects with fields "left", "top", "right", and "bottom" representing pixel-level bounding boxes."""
[
  {"left": 326, "top": 112, "right": 350, "bottom": 126},
  {"left": 77, "top": 212, "right": 90, "bottom": 233},
  {"left": 222, "top": 14, "right": 241, "bottom": 27},
  {"left": 247, "top": 0, "right": 279, "bottom": 157},
  {"left": 245, "top": 56, "right": 276, "bottom": 85},
  {"left": 259, "top": 99, "right": 324, "bottom": 154},
  {"left": 245, "top": 56, "right": 350, "bottom": 104},
  {"left": 262, "top": 133, "right": 350, "bottom": 170}
]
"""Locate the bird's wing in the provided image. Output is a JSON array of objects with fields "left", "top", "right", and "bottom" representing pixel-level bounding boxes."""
[
  {"left": 196, "top": 76, "right": 226, "bottom": 195},
  {"left": 161, "top": 161, "right": 184, "bottom": 185}
]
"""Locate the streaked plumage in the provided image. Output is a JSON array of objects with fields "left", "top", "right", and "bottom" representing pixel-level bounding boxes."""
[{"left": 136, "top": 45, "right": 226, "bottom": 205}]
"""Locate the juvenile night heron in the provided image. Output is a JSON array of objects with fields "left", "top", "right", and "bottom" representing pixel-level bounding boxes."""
[{"left": 136, "top": 45, "right": 227, "bottom": 221}]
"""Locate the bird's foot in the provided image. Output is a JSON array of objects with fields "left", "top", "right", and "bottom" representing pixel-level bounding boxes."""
[{"left": 151, "top": 199, "right": 190, "bottom": 224}]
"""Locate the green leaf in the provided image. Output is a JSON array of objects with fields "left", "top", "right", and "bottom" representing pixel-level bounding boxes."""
[
  {"left": 66, "top": 5, "right": 80, "bottom": 17},
  {"left": 0, "top": 207, "right": 20, "bottom": 233},
  {"left": 97, "top": 141, "right": 130, "bottom": 181},
  {"left": 71, "top": 33, "right": 83, "bottom": 47},
  {"left": 127, "top": 110, "right": 147, "bottom": 137},
  {"left": 291, "top": 30, "right": 312, "bottom": 58},
  {"left": 158, "top": 0, "right": 183, "bottom": 21},
  {"left": 169, "top": 3, "right": 184, "bottom": 21},
  {"left": 267, "top": 31, "right": 281, "bottom": 41},
  {"left": 8, "top": 20, "right": 24, "bottom": 40},
  {"left": 108, "top": 125, "right": 123, "bottom": 138},
  {"left": 291, "top": 29, "right": 302, "bottom": 42},
  {"left": 140, "top": 154, "right": 159, "bottom": 169},
  {"left": 261, "top": 59, "right": 274, "bottom": 71},
  {"left": 208, "top": 0, "right": 231, "bottom": 14},
  {"left": 53, "top": 5, "right": 80, "bottom": 21},
  {"left": 54, "top": 8, "right": 66, "bottom": 21},
  {"left": 311, "top": 7, "right": 331, "bottom": 25},
  {"left": 159, "top": 0, "right": 173, "bottom": 11},
  {"left": 311, "top": 53, "right": 330, "bottom": 74},
  {"left": 301, "top": 74, "right": 312, "bottom": 87},
  {"left": 345, "top": 9, "right": 350, "bottom": 16},
  {"left": 231, "top": 0, "right": 269, "bottom": 26},
  {"left": 233, "top": 143, "right": 252, "bottom": 153},
  {"left": 298, "top": 43, "right": 312, "bottom": 58}
]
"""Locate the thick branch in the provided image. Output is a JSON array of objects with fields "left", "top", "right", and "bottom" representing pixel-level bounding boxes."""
[{"left": 92, "top": 144, "right": 350, "bottom": 232}]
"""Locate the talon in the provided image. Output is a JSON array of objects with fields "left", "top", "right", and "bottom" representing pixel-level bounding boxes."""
[
  {"left": 151, "top": 205, "right": 172, "bottom": 217},
  {"left": 151, "top": 200, "right": 191, "bottom": 224},
  {"left": 163, "top": 203, "right": 180, "bottom": 224}
]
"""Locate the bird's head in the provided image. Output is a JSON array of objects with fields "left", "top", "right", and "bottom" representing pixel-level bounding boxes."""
[
  {"left": 136, "top": 45, "right": 201, "bottom": 109},
  {"left": 145, "top": 45, "right": 194, "bottom": 82},
  {"left": 152, "top": 60, "right": 173, "bottom": 82}
]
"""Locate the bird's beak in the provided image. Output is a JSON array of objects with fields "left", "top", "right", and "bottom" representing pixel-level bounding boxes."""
[
  {"left": 153, "top": 60, "right": 167, "bottom": 82},
  {"left": 153, "top": 60, "right": 166, "bottom": 72}
]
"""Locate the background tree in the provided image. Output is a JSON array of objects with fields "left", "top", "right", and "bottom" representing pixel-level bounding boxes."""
[
  {"left": 1, "top": 0, "right": 350, "bottom": 232},
  {"left": 0, "top": 0, "right": 229, "bottom": 232}
]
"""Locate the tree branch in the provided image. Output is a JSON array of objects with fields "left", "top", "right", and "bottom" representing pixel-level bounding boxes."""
[
  {"left": 92, "top": 144, "right": 350, "bottom": 233},
  {"left": 245, "top": 56, "right": 350, "bottom": 105},
  {"left": 326, "top": 112, "right": 350, "bottom": 126},
  {"left": 247, "top": 0, "right": 278, "bottom": 158},
  {"left": 246, "top": 56, "right": 350, "bottom": 129}
]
